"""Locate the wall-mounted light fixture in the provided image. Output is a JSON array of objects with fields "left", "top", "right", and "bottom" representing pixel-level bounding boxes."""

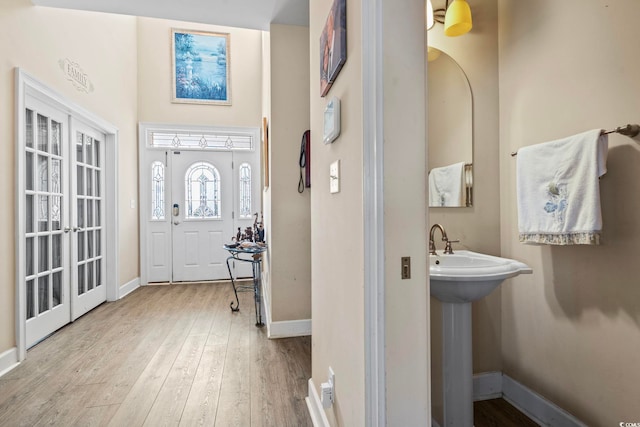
[{"left": 426, "top": 0, "right": 473, "bottom": 37}]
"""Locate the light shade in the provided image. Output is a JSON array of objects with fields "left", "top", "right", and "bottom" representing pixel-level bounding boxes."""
[
  {"left": 426, "top": 0, "right": 435, "bottom": 30},
  {"left": 444, "top": 0, "right": 472, "bottom": 37},
  {"left": 427, "top": 46, "right": 441, "bottom": 62}
]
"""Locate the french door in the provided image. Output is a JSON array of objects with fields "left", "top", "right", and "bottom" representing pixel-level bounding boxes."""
[{"left": 23, "top": 98, "right": 106, "bottom": 348}]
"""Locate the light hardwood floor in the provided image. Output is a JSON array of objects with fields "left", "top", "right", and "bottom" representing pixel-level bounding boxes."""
[{"left": 0, "top": 283, "right": 312, "bottom": 427}]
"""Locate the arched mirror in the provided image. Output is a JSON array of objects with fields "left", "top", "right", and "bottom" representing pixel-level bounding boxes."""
[{"left": 427, "top": 47, "right": 473, "bottom": 207}]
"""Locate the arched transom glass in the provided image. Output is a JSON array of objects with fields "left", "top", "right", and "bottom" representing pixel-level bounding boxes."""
[
  {"left": 185, "top": 162, "right": 221, "bottom": 219},
  {"left": 239, "top": 163, "right": 252, "bottom": 219}
]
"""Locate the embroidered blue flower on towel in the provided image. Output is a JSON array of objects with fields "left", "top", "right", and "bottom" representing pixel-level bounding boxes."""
[{"left": 544, "top": 182, "right": 568, "bottom": 225}]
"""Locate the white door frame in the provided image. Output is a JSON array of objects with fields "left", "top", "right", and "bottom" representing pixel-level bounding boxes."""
[
  {"left": 363, "top": 0, "right": 385, "bottom": 424},
  {"left": 138, "top": 122, "right": 261, "bottom": 286},
  {"left": 15, "top": 68, "right": 119, "bottom": 362}
]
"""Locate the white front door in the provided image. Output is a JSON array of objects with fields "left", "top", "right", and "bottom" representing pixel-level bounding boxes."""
[
  {"left": 23, "top": 102, "right": 107, "bottom": 347},
  {"left": 171, "top": 150, "right": 234, "bottom": 281}
]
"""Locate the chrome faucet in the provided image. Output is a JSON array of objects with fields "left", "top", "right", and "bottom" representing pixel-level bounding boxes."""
[{"left": 429, "top": 224, "right": 458, "bottom": 255}]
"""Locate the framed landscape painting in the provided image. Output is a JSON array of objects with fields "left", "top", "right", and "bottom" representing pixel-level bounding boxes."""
[{"left": 171, "top": 29, "right": 231, "bottom": 105}]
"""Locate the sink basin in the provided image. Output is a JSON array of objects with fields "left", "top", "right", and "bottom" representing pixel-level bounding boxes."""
[{"left": 430, "top": 250, "right": 532, "bottom": 303}]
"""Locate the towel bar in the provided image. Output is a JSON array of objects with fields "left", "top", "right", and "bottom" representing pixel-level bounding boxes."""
[{"left": 510, "top": 124, "right": 640, "bottom": 156}]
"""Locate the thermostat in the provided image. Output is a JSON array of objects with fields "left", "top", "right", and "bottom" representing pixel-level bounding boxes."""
[{"left": 323, "top": 97, "right": 341, "bottom": 144}]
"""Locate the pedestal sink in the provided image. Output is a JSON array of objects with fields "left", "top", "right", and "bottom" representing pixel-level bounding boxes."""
[{"left": 430, "top": 250, "right": 532, "bottom": 427}]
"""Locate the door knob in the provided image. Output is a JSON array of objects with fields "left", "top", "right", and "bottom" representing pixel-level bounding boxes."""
[
  {"left": 173, "top": 220, "right": 181, "bottom": 226},
  {"left": 63, "top": 227, "right": 71, "bottom": 233}
]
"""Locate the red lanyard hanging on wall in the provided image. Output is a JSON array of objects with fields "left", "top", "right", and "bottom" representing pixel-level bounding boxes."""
[{"left": 298, "top": 130, "right": 311, "bottom": 193}]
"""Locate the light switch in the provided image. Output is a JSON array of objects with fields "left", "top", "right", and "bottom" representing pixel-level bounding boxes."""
[
  {"left": 330, "top": 160, "right": 340, "bottom": 194},
  {"left": 130, "top": 199, "right": 136, "bottom": 209}
]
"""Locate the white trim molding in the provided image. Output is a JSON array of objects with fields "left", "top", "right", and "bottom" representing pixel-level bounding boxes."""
[
  {"left": 362, "top": 0, "right": 386, "bottom": 425},
  {"left": 118, "top": 277, "right": 141, "bottom": 300},
  {"left": 0, "top": 348, "right": 19, "bottom": 378},
  {"left": 306, "top": 378, "right": 331, "bottom": 427},
  {"left": 473, "top": 372, "right": 587, "bottom": 427},
  {"left": 268, "top": 319, "right": 311, "bottom": 339}
]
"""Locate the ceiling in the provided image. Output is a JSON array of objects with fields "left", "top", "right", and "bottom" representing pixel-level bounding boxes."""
[{"left": 31, "top": 0, "right": 309, "bottom": 30}]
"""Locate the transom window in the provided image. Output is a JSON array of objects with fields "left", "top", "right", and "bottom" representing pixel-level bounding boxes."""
[
  {"left": 147, "top": 130, "right": 253, "bottom": 151},
  {"left": 185, "top": 162, "right": 221, "bottom": 219}
]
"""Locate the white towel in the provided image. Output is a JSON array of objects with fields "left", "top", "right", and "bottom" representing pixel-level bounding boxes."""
[
  {"left": 516, "top": 129, "right": 608, "bottom": 245},
  {"left": 429, "top": 162, "right": 466, "bottom": 207}
]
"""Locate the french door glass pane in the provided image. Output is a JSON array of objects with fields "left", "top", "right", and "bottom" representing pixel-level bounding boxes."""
[
  {"left": 38, "top": 235, "right": 48, "bottom": 273},
  {"left": 26, "top": 237, "right": 34, "bottom": 276},
  {"left": 51, "top": 121, "right": 61, "bottom": 156},
  {"left": 95, "top": 200, "right": 101, "bottom": 226},
  {"left": 52, "top": 234, "right": 62, "bottom": 269},
  {"left": 37, "top": 114, "right": 48, "bottom": 152},
  {"left": 78, "top": 231, "right": 85, "bottom": 261},
  {"left": 85, "top": 137, "right": 93, "bottom": 166},
  {"left": 38, "top": 155, "right": 48, "bottom": 192},
  {"left": 77, "top": 199, "right": 85, "bottom": 228},
  {"left": 26, "top": 152, "right": 33, "bottom": 191},
  {"left": 95, "top": 170, "right": 101, "bottom": 197},
  {"left": 96, "top": 259, "right": 102, "bottom": 287},
  {"left": 86, "top": 168, "right": 93, "bottom": 196},
  {"left": 96, "top": 230, "right": 101, "bottom": 256},
  {"left": 87, "top": 230, "right": 94, "bottom": 258},
  {"left": 51, "top": 159, "right": 61, "bottom": 193},
  {"left": 26, "top": 109, "right": 34, "bottom": 148},
  {"left": 87, "top": 261, "right": 94, "bottom": 290},
  {"left": 76, "top": 133, "right": 83, "bottom": 163},
  {"left": 38, "top": 276, "right": 49, "bottom": 314},
  {"left": 87, "top": 200, "right": 94, "bottom": 227},
  {"left": 77, "top": 165, "right": 84, "bottom": 195},
  {"left": 78, "top": 264, "right": 85, "bottom": 295},
  {"left": 52, "top": 272, "right": 62, "bottom": 307},
  {"left": 26, "top": 195, "right": 34, "bottom": 234},
  {"left": 26, "top": 279, "right": 35, "bottom": 319},
  {"left": 38, "top": 196, "right": 49, "bottom": 232},
  {"left": 51, "top": 196, "right": 61, "bottom": 231},
  {"left": 94, "top": 139, "right": 100, "bottom": 165}
]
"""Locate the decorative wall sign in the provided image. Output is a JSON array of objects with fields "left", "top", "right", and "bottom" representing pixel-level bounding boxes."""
[
  {"left": 319, "top": 0, "right": 347, "bottom": 97},
  {"left": 59, "top": 59, "right": 94, "bottom": 93},
  {"left": 172, "top": 29, "right": 231, "bottom": 105}
]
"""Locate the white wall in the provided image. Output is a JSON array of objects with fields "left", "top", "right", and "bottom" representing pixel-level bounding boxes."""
[
  {"left": 0, "top": 0, "right": 138, "bottom": 353},
  {"left": 499, "top": 0, "right": 640, "bottom": 424}
]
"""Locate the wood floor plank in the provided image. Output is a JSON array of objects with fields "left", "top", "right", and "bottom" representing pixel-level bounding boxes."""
[{"left": 0, "top": 283, "right": 312, "bottom": 427}]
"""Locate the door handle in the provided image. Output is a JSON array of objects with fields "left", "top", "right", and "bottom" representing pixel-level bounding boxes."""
[
  {"left": 73, "top": 227, "right": 84, "bottom": 232},
  {"left": 173, "top": 220, "right": 181, "bottom": 226},
  {"left": 63, "top": 227, "right": 71, "bottom": 233}
]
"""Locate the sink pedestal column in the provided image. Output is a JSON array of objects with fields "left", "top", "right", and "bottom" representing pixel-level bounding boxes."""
[{"left": 442, "top": 302, "right": 473, "bottom": 427}]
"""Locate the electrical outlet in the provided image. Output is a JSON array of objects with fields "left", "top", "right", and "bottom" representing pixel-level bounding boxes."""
[{"left": 401, "top": 257, "right": 411, "bottom": 279}]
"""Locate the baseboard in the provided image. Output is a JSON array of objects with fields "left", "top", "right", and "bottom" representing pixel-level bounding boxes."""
[
  {"left": 268, "top": 319, "right": 311, "bottom": 339},
  {"left": 473, "top": 371, "right": 503, "bottom": 401},
  {"left": 119, "top": 277, "right": 140, "bottom": 299},
  {"left": 0, "top": 348, "right": 19, "bottom": 378},
  {"left": 306, "top": 378, "right": 330, "bottom": 427},
  {"left": 502, "top": 375, "right": 588, "bottom": 427},
  {"left": 473, "top": 372, "right": 586, "bottom": 426}
]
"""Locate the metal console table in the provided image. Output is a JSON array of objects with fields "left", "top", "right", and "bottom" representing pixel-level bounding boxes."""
[{"left": 224, "top": 244, "right": 267, "bottom": 327}]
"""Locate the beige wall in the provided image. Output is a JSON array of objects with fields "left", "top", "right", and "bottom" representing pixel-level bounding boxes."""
[
  {"left": 427, "top": 0, "right": 500, "bottom": 420},
  {"left": 136, "top": 17, "right": 262, "bottom": 126},
  {"left": 499, "top": 0, "right": 640, "bottom": 424},
  {"left": 382, "top": 0, "right": 430, "bottom": 423},
  {"left": 268, "top": 24, "right": 311, "bottom": 322},
  {"left": 310, "top": 0, "right": 365, "bottom": 424},
  {"left": 0, "top": 0, "right": 138, "bottom": 352},
  {"left": 310, "top": 0, "right": 430, "bottom": 424}
]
